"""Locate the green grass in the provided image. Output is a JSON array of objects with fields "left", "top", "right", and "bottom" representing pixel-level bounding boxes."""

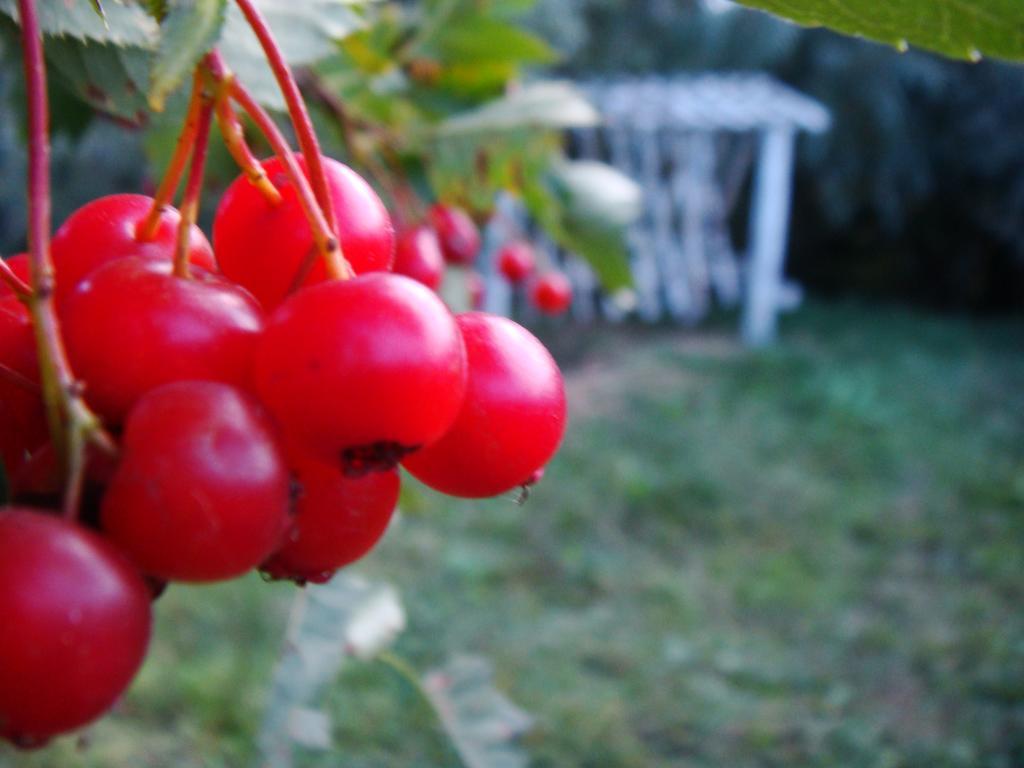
[{"left": 5, "top": 303, "right": 1024, "bottom": 768}]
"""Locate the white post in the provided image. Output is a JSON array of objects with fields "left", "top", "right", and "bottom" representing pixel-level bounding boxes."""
[{"left": 742, "top": 126, "right": 796, "bottom": 347}]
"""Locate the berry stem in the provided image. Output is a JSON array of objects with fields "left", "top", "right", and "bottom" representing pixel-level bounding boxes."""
[
  {"left": 215, "top": 95, "right": 283, "bottom": 206},
  {"left": 224, "top": 71, "right": 352, "bottom": 280},
  {"left": 173, "top": 84, "right": 215, "bottom": 279},
  {"left": 0, "top": 256, "right": 31, "bottom": 300},
  {"left": 16, "top": 0, "right": 116, "bottom": 520},
  {"left": 136, "top": 75, "right": 205, "bottom": 242},
  {"left": 232, "top": 0, "right": 338, "bottom": 236}
]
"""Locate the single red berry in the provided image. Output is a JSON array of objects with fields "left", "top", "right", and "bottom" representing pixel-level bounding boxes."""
[
  {"left": 403, "top": 313, "right": 566, "bottom": 498},
  {"left": 0, "top": 508, "right": 151, "bottom": 748},
  {"left": 0, "top": 297, "right": 47, "bottom": 474},
  {"left": 467, "top": 271, "right": 486, "bottom": 310},
  {"left": 214, "top": 155, "right": 395, "bottom": 311},
  {"left": 393, "top": 225, "right": 444, "bottom": 290},
  {"left": 497, "top": 240, "right": 536, "bottom": 284},
  {"left": 0, "top": 253, "right": 29, "bottom": 300},
  {"left": 429, "top": 204, "right": 481, "bottom": 266},
  {"left": 50, "top": 194, "right": 215, "bottom": 308},
  {"left": 530, "top": 271, "right": 573, "bottom": 315},
  {"left": 262, "top": 449, "right": 400, "bottom": 584},
  {"left": 101, "top": 382, "right": 291, "bottom": 582},
  {"left": 62, "top": 257, "right": 264, "bottom": 424},
  {"left": 254, "top": 273, "right": 467, "bottom": 472}
]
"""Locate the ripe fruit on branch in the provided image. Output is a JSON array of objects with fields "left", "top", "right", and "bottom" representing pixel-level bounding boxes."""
[
  {"left": 215, "top": 155, "right": 395, "bottom": 311},
  {"left": 254, "top": 273, "right": 467, "bottom": 473},
  {"left": 101, "top": 382, "right": 291, "bottom": 582},
  {"left": 430, "top": 204, "right": 481, "bottom": 266},
  {"left": 497, "top": 240, "right": 535, "bottom": 284},
  {"left": 262, "top": 451, "right": 400, "bottom": 584},
  {"left": 403, "top": 313, "right": 566, "bottom": 498},
  {"left": 62, "top": 257, "right": 265, "bottom": 424},
  {"left": 0, "top": 253, "right": 29, "bottom": 299},
  {"left": 50, "top": 194, "right": 215, "bottom": 307},
  {"left": 530, "top": 271, "right": 573, "bottom": 315},
  {"left": 0, "top": 297, "right": 46, "bottom": 474},
  {"left": 393, "top": 225, "right": 444, "bottom": 290},
  {"left": 0, "top": 509, "right": 151, "bottom": 747}
]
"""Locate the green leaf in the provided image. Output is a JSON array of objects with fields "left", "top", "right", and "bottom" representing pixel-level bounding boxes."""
[
  {"left": 219, "top": 0, "right": 369, "bottom": 110},
  {"left": 436, "top": 81, "right": 598, "bottom": 135},
  {"left": 524, "top": 160, "right": 640, "bottom": 292},
  {"left": 0, "top": 0, "right": 158, "bottom": 47},
  {"left": 45, "top": 35, "right": 153, "bottom": 123},
  {"left": 734, "top": 0, "right": 1024, "bottom": 62},
  {"left": 434, "top": 16, "right": 556, "bottom": 66},
  {"left": 149, "top": 0, "right": 227, "bottom": 111}
]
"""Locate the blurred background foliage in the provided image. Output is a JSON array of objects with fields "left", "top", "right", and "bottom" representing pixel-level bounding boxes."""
[{"left": 1, "top": 1, "right": 1023, "bottom": 310}]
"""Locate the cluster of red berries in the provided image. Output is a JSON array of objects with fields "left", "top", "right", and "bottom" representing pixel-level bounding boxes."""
[
  {"left": 391, "top": 203, "right": 574, "bottom": 316},
  {"left": 0, "top": 156, "right": 567, "bottom": 747}
]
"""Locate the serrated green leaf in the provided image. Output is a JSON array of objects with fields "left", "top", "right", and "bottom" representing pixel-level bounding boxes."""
[
  {"left": 0, "top": 0, "right": 157, "bottom": 47},
  {"left": 436, "top": 81, "right": 598, "bottom": 135},
  {"left": 46, "top": 35, "right": 152, "bottom": 123},
  {"left": 219, "top": 0, "right": 369, "bottom": 110},
  {"left": 734, "top": 0, "right": 1024, "bottom": 62},
  {"left": 149, "top": 0, "right": 227, "bottom": 111}
]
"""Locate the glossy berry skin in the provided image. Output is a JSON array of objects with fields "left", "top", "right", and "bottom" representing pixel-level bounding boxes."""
[
  {"left": 101, "top": 382, "right": 291, "bottom": 582},
  {"left": 63, "top": 257, "right": 264, "bottom": 424},
  {"left": 215, "top": 156, "right": 395, "bottom": 311},
  {"left": 50, "top": 194, "right": 215, "bottom": 307},
  {"left": 0, "top": 253, "right": 29, "bottom": 299},
  {"left": 255, "top": 273, "right": 467, "bottom": 470},
  {"left": 497, "top": 240, "right": 536, "bottom": 284},
  {"left": 429, "top": 204, "right": 480, "bottom": 266},
  {"left": 262, "top": 452, "right": 400, "bottom": 584},
  {"left": 0, "top": 508, "right": 151, "bottom": 747},
  {"left": 404, "top": 313, "right": 566, "bottom": 498},
  {"left": 530, "top": 272, "right": 573, "bottom": 315},
  {"left": 393, "top": 225, "right": 444, "bottom": 290},
  {"left": 0, "top": 297, "right": 47, "bottom": 474}
]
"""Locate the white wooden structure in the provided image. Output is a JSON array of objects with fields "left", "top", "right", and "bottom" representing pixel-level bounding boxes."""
[{"left": 484, "top": 74, "right": 831, "bottom": 346}]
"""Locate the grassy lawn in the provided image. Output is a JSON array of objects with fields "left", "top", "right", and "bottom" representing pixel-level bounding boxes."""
[{"left": 5, "top": 303, "right": 1024, "bottom": 768}]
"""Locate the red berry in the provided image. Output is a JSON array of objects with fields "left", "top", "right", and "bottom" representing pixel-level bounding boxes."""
[
  {"left": 530, "top": 271, "right": 573, "bottom": 315},
  {"left": 497, "top": 240, "right": 536, "bottom": 284},
  {"left": 50, "top": 194, "right": 215, "bottom": 307},
  {"left": 393, "top": 225, "right": 444, "bottom": 290},
  {"left": 403, "top": 313, "right": 566, "bottom": 498},
  {"left": 101, "top": 382, "right": 291, "bottom": 582},
  {"left": 63, "top": 257, "right": 264, "bottom": 424},
  {"left": 254, "top": 273, "right": 467, "bottom": 472},
  {"left": 214, "top": 156, "right": 395, "bottom": 311},
  {"left": 0, "top": 253, "right": 29, "bottom": 299},
  {"left": 0, "top": 297, "right": 47, "bottom": 474},
  {"left": 262, "top": 450, "right": 400, "bottom": 584},
  {"left": 429, "top": 204, "right": 480, "bottom": 266},
  {"left": 0, "top": 508, "right": 151, "bottom": 747}
]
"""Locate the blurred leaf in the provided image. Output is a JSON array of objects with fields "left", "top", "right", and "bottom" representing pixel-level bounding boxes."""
[
  {"left": 434, "top": 16, "right": 555, "bottom": 65},
  {"left": 523, "top": 159, "right": 639, "bottom": 291},
  {"left": 219, "top": 0, "right": 368, "bottom": 110},
  {"left": 0, "top": 0, "right": 158, "bottom": 47},
  {"left": 734, "top": 0, "right": 1024, "bottom": 62},
  {"left": 45, "top": 35, "right": 153, "bottom": 123},
  {"left": 259, "top": 575, "right": 406, "bottom": 768},
  {"left": 424, "top": 656, "right": 534, "bottom": 768},
  {"left": 149, "top": 0, "right": 227, "bottom": 111},
  {"left": 436, "top": 81, "right": 599, "bottom": 135}
]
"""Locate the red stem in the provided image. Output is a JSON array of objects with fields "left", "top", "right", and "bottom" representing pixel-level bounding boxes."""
[
  {"left": 228, "top": 78, "right": 352, "bottom": 280},
  {"left": 137, "top": 76, "right": 205, "bottom": 242},
  {"left": 173, "top": 95, "right": 214, "bottom": 278},
  {"left": 232, "top": 0, "right": 338, "bottom": 235},
  {"left": 17, "top": 0, "right": 114, "bottom": 519}
]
